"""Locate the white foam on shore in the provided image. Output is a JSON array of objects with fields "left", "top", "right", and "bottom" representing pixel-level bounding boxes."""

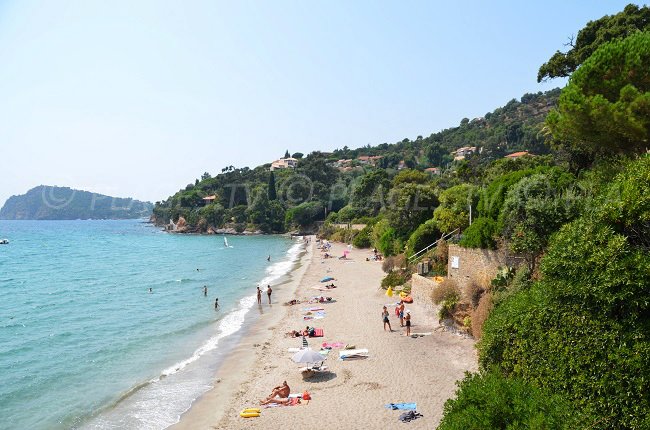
[{"left": 160, "top": 240, "right": 304, "bottom": 378}]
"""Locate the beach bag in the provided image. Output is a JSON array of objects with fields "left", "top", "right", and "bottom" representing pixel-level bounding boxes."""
[{"left": 302, "top": 391, "right": 311, "bottom": 400}]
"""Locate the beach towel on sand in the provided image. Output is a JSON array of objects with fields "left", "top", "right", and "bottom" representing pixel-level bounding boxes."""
[
  {"left": 310, "top": 328, "right": 324, "bottom": 337},
  {"left": 385, "top": 403, "right": 417, "bottom": 410}
]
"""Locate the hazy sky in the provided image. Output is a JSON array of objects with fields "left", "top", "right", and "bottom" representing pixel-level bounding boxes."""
[{"left": 0, "top": 1, "right": 634, "bottom": 205}]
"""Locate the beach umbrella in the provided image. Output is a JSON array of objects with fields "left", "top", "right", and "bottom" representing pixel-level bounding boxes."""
[
  {"left": 386, "top": 287, "right": 393, "bottom": 297},
  {"left": 292, "top": 348, "right": 326, "bottom": 364}
]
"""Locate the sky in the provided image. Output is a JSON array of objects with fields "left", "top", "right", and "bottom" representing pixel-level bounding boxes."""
[{"left": 0, "top": 1, "right": 637, "bottom": 205}]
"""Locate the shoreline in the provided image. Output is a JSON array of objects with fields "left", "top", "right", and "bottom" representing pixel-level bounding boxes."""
[
  {"left": 172, "top": 241, "right": 477, "bottom": 429},
  {"left": 169, "top": 237, "right": 314, "bottom": 429}
]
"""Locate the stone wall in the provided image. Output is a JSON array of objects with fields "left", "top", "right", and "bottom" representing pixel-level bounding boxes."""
[
  {"left": 447, "top": 244, "right": 521, "bottom": 291},
  {"left": 410, "top": 274, "right": 440, "bottom": 313}
]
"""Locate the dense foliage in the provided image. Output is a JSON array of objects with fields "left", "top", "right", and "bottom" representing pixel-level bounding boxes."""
[
  {"left": 458, "top": 217, "right": 497, "bottom": 249},
  {"left": 0, "top": 186, "right": 152, "bottom": 220},
  {"left": 438, "top": 371, "right": 578, "bottom": 430},
  {"left": 478, "top": 156, "right": 650, "bottom": 429}
]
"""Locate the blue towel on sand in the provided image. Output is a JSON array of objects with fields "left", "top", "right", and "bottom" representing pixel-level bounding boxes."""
[{"left": 385, "top": 403, "right": 417, "bottom": 410}]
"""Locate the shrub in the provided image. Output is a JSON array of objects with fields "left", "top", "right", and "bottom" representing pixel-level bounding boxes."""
[
  {"left": 378, "top": 227, "right": 398, "bottom": 256},
  {"left": 381, "top": 256, "right": 395, "bottom": 273},
  {"left": 464, "top": 273, "right": 491, "bottom": 308},
  {"left": 470, "top": 292, "right": 493, "bottom": 339},
  {"left": 380, "top": 271, "right": 408, "bottom": 289},
  {"left": 393, "top": 254, "right": 406, "bottom": 270},
  {"left": 438, "top": 371, "right": 578, "bottom": 430},
  {"left": 351, "top": 225, "right": 372, "bottom": 248},
  {"left": 492, "top": 265, "right": 531, "bottom": 307},
  {"left": 405, "top": 219, "right": 440, "bottom": 257},
  {"left": 459, "top": 217, "right": 497, "bottom": 249},
  {"left": 431, "top": 279, "right": 460, "bottom": 305}
]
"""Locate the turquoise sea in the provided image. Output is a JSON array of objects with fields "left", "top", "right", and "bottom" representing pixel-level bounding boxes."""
[{"left": 0, "top": 220, "right": 302, "bottom": 430}]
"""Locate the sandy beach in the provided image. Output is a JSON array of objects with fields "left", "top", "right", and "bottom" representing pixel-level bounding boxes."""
[{"left": 172, "top": 240, "right": 477, "bottom": 430}]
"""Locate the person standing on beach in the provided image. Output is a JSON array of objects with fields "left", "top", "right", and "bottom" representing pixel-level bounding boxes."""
[
  {"left": 214, "top": 298, "right": 219, "bottom": 310},
  {"left": 257, "top": 286, "right": 262, "bottom": 305},
  {"left": 204, "top": 286, "right": 208, "bottom": 296},
  {"left": 267, "top": 285, "right": 272, "bottom": 304},
  {"left": 382, "top": 306, "right": 392, "bottom": 332},
  {"left": 405, "top": 312, "right": 411, "bottom": 336},
  {"left": 399, "top": 301, "right": 405, "bottom": 327}
]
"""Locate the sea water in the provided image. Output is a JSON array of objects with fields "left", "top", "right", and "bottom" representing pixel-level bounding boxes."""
[{"left": 0, "top": 220, "right": 302, "bottom": 430}]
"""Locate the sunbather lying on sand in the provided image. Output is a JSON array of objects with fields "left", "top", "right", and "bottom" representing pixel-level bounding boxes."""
[
  {"left": 260, "top": 397, "right": 301, "bottom": 406},
  {"left": 263, "top": 381, "right": 290, "bottom": 402}
]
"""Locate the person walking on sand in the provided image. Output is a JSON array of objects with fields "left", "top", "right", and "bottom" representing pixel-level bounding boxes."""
[
  {"left": 405, "top": 312, "right": 411, "bottom": 336},
  {"left": 399, "top": 301, "right": 405, "bottom": 327},
  {"left": 214, "top": 298, "right": 219, "bottom": 310},
  {"left": 203, "top": 286, "right": 208, "bottom": 296},
  {"left": 382, "top": 306, "right": 392, "bottom": 332},
  {"left": 257, "top": 286, "right": 262, "bottom": 305},
  {"left": 267, "top": 285, "right": 272, "bottom": 304}
]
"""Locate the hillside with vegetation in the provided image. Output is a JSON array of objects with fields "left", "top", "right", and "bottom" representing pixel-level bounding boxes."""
[
  {"left": 154, "top": 4, "right": 650, "bottom": 428},
  {"left": 0, "top": 186, "right": 153, "bottom": 220},
  {"left": 152, "top": 88, "right": 560, "bottom": 234}
]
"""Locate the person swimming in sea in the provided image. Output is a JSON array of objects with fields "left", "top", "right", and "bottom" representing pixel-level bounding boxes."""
[
  {"left": 267, "top": 255, "right": 271, "bottom": 262},
  {"left": 204, "top": 286, "right": 208, "bottom": 296},
  {"left": 214, "top": 298, "right": 219, "bottom": 310}
]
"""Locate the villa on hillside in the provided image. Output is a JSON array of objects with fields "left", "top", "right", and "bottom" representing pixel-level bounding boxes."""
[
  {"left": 270, "top": 157, "right": 298, "bottom": 171},
  {"left": 202, "top": 195, "right": 217, "bottom": 205},
  {"left": 424, "top": 167, "right": 441, "bottom": 175},
  {"left": 505, "top": 151, "right": 530, "bottom": 159},
  {"left": 451, "top": 146, "right": 478, "bottom": 161},
  {"left": 332, "top": 159, "right": 353, "bottom": 168},
  {"left": 357, "top": 155, "right": 383, "bottom": 166}
]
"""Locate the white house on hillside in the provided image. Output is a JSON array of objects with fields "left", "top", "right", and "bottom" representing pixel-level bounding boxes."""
[{"left": 270, "top": 157, "right": 298, "bottom": 171}]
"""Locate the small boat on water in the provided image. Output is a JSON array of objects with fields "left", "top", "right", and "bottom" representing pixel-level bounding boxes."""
[{"left": 0, "top": 239, "right": 9, "bottom": 245}]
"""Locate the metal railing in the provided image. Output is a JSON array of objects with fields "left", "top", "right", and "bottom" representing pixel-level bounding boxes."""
[{"left": 408, "top": 228, "right": 460, "bottom": 262}]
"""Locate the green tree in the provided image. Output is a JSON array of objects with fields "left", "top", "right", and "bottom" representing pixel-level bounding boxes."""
[
  {"left": 284, "top": 149, "right": 290, "bottom": 158},
  {"left": 391, "top": 169, "right": 430, "bottom": 187},
  {"left": 538, "top": 4, "right": 650, "bottom": 82},
  {"left": 498, "top": 173, "right": 580, "bottom": 268},
  {"left": 546, "top": 31, "right": 650, "bottom": 156},
  {"left": 285, "top": 201, "right": 324, "bottom": 229},
  {"left": 433, "top": 184, "right": 479, "bottom": 233},
  {"left": 349, "top": 170, "right": 390, "bottom": 217},
  {"left": 384, "top": 183, "right": 438, "bottom": 239},
  {"left": 291, "top": 152, "right": 304, "bottom": 159},
  {"left": 268, "top": 171, "right": 277, "bottom": 201},
  {"left": 425, "top": 142, "right": 445, "bottom": 166}
]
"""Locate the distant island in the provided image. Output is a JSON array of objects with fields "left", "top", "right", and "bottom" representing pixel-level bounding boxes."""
[{"left": 0, "top": 186, "right": 153, "bottom": 220}]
